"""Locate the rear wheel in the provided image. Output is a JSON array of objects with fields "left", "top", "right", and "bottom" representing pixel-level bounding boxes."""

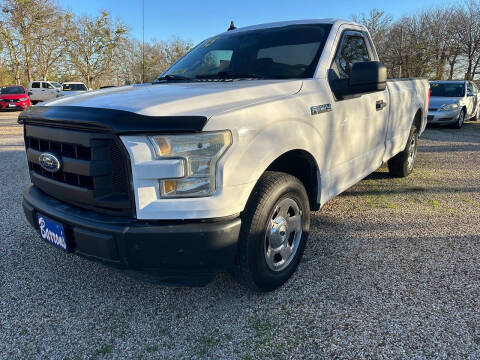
[
  {"left": 388, "top": 125, "right": 418, "bottom": 178},
  {"left": 236, "top": 171, "right": 310, "bottom": 292}
]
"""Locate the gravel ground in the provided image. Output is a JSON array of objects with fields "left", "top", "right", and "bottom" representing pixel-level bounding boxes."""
[{"left": 1, "top": 110, "right": 479, "bottom": 359}]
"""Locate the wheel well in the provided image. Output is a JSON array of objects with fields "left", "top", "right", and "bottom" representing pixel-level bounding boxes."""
[
  {"left": 414, "top": 109, "right": 422, "bottom": 130},
  {"left": 265, "top": 150, "right": 320, "bottom": 211}
]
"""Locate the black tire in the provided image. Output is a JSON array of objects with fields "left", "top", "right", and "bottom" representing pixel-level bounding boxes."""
[
  {"left": 388, "top": 125, "right": 418, "bottom": 178},
  {"left": 31, "top": 100, "right": 38, "bottom": 105},
  {"left": 452, "top": 109, "right": 465, "bottom": 129},
  {"left": 472, "top": 107, "right": 478, "bottom": 121},
  {"left": 236, "top": 171, "right": 310, "bottom": 292}
]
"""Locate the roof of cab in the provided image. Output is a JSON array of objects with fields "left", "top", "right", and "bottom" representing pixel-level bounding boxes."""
[{"left": 222, "top": 19, "right": 359, "bottom": 35}]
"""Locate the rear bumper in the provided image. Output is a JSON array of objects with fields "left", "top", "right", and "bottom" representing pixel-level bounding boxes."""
[{"left": 23, "top": 184, "right": 241, "bottom": 272}]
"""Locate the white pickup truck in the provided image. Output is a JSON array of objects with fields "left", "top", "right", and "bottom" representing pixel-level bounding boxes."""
[
  {"left": 20, "top": 19, "right": 429, "bottom": 291},
  {"left": 27, "top": 80, "right": 61, "bottom": 104}
]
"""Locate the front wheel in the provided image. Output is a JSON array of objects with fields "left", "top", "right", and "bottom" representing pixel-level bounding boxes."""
[
  {"left": 453, "top": 109, "right": 465, "bottom": 129},
  {"left": 236, "top": 171, "right": 310, "bottom": 292},
  {"left": 388, "top": 125, "right": 418, "bottom": 178}
]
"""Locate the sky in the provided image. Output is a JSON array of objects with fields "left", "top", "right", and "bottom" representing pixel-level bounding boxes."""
[{"left": 58, "top": 0, "right": 456, "bottom": 45}]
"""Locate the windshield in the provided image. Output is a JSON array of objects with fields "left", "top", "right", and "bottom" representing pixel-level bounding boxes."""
[
  {"left": 161, "top": 24, "right": 332, "bottom": 80},
  {"left": 63, "top": 83, "right": 87, "bottom": 91},
  {"left": 430, "top": 83, "right": 465, "bottom": 97},
  {"left": 51, "top": 82, "right": 61, "bottom": 89},
  {"left": 1, "top": 86, "right": 24, "bottom": 94}
]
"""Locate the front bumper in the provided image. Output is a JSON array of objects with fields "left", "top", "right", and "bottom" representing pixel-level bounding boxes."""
[
  {"left": 0, "top": 100, "right": 30, "bottom": 110},
  {"left": 23, "top": 184, "right": 241, "bottom": 272},
  {"left": 427, "top": 109, "right": 460, "bottom": 124}
]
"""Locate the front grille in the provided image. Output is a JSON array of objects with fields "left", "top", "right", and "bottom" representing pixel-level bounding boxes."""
[
  {"left": 29, "top": 162, "right": 95, "bottom": 189},
  {"left": 25, "top": 125, "right": 133, "bottom": 216},
  {"left": 429, "top": 108, "right": 437, "bottom": 112},
  {"left": 27, "top": 137, "right": 91, "bottom": 160}
]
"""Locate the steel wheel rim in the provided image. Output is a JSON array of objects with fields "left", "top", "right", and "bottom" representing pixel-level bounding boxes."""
[
  {"left": 264, "top": 197, "right": 303, "bottom": 272},
  {"left": 407, "top": 136, "right": 417, "bottom": 170}
]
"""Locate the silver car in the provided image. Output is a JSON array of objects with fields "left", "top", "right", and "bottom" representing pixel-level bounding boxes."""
[{"left": 428, "top": 80, "right": 479, "bottom": 128}]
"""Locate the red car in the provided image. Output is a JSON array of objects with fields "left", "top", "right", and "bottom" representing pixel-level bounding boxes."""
[{"left": 0, "top": 85, "right": 31, "bottom": 110}]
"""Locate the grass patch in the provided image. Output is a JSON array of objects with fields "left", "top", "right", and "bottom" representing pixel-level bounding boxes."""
[
  {"left": 365, "top": 194, "right": 397, "bottom": 209},
  {"left": 90, "top": 343, "right": 113, "bottom": 360},
  {"left": 196, "top": 333, "right": 221, "bottom": 357},
  {"left": 145, "top": 344, "right": 159, "bottom": 353}
]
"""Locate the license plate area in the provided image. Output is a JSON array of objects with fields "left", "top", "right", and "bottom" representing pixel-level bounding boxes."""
[
  {"left": 8, "top": 103, "right": 16, "bottom": 108},
  {"left": 37, "top": 214, "right": 69, "bottom": 252}
]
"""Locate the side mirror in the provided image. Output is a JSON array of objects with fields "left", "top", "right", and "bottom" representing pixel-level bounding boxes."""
[
  {"left": 332, "top": 61, "right": 387, "bottom": 99},
  {"left": 349, "top": 61, "right": 387, "bottom": 94},
  {"left": 467, "top": 91, "right": 474, "bottom": 97}
]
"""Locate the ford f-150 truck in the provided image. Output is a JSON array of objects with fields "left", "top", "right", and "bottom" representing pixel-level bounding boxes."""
[{"left": 20, "top": 19, "right": 429, "bottom": 291}]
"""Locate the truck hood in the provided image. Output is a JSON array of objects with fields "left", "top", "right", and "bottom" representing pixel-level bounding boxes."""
[
  {"left": 44, "top": 80, "right": 303, "bottom": 118},
  {"left": 429, "top": 96, "right": 461, "bottom": 109}
]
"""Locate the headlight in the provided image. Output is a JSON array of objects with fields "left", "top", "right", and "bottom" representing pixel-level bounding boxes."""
[
  {"left": 19, "top": 97, "right": 28, "bottom": 101},
  {"left": 440, "top": 103, "right": 459, "bottom": 111},
  {"left": 149, "top": 131, "right": 232, "bottom": 198}
]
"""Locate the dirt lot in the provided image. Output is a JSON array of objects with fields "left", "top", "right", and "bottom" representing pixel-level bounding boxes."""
[{"left": 0, "top": 110, "right": 479, "bottom": 359}]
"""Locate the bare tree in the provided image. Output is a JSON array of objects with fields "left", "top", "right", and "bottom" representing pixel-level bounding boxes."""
[
  {"left": 65, "top": 10, "right": 127, "bottom": 88},
  {"left": 454, "top": 0, "right": 480, "bottom": 80},
  {"left": 352, "top": 8, "right": 392, "bottom": 58},
  {"left": 1, "top": 0, "right": 63, "bottom": 83}
]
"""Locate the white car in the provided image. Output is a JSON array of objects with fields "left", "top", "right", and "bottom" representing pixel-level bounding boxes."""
[
  {"left": 27, "top": 81, "right": 61, "bottom": 104},
  {"left": 428, "top": 80, "right": 479, "bottom": 128},
  {"left": 60, "top": 82, "right": 89, "bottom": 97},
  {"left": 20, "top": 19, "right": 429, "bottom": 291}
]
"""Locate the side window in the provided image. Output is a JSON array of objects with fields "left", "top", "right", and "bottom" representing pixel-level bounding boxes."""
[
  {"left": 31, "top": 82, "right": 40, "bottom": 89},
  {"left": 42, "top": 82, "right": 53, "bottom": 89},
  {"left": 330, "top": 34, "right": 371, "bottom": 79}
]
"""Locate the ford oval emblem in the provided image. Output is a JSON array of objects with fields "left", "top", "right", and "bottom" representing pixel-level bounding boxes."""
[{"left": 38, "top": 152, "right": 61, "bottom": 172}]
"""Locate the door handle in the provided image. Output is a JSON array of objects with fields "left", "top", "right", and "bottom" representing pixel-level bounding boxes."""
[{"left": 376, "top": 100, "right": 387, "bottom": 111}]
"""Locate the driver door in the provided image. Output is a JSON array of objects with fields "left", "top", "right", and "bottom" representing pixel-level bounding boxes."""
[
  {"left": 41, "top": 82, "right": 56, "bottom": 101},
  {"left": 323, "top": 30, "right": 389, "bottom": 194}
]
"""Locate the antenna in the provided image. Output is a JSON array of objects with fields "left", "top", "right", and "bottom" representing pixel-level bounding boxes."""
[
  {"left": 142, "top": 0, "right": 145, "bottom": 83},
  {"left": 228, "top": 21, "right": 236, "bottom": 31}
]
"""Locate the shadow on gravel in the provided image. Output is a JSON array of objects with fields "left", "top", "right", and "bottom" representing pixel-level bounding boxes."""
[
  {"left": 343, "top": 186, "right": 478, "bottom": 197},
  {"left": 419, "top": 144, "right": 480, "bottom": 152},
  {"left": 422, "top": 123, "right": 480, "bottom": 143},
  {"left": 363, "top": 172, "right": 392, "bottom": 180}
]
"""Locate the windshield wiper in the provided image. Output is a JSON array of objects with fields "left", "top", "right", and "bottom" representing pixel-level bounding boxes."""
[
  {"left": 196, "top": 71, "right": 268, "bottom": 79},
  {"left": 154, "top": 74, "right": 193, "bottom": 82}
]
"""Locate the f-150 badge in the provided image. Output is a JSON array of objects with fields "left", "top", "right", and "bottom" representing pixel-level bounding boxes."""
[{"left": 311, "top": 104, "right": 332, "bottom": 115}]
